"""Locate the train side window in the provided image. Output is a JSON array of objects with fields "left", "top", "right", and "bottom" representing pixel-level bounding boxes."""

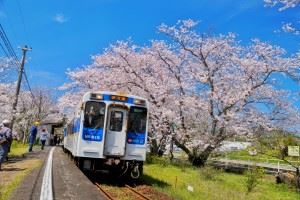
[
  {"left": 128, "top": 107, "right": 147, "bottom": 133},
  {"left": 109, "top": 111, "right": 123, "bottom": 132},
  {"left": 84, "top": 101, "right": 106, "bottom": 129},
  {"left": 67, "top": 119, "right": 74, "bottom": 134}
]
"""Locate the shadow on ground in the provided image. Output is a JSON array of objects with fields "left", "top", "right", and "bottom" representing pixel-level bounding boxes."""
[{"left": 1, "top": 167, "right": 25, "bottom": 172}]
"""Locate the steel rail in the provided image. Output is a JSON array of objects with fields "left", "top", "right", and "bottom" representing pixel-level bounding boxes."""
[
  {"left": 124, "top": 184, "right": 152, "bottom": 200},
  {"left": 95, "top": 182, "right": 115, "bottom": 200}
]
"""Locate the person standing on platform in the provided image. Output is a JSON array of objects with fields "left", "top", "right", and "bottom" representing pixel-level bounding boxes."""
[
  {"left": 2, "top": 120, "right": 12, "bottom": 161},
  {"left": 57, "top": 136, "right": 61, "bottom": 145},
  {"left": 39, "top": 128, "right": 49, "bottom": 150},
  {"left": 0, "top": 120, "right": 12, "bottom": 171},
  {"left": 29, "top": 121, "right": 39, "bottom": 152},
  {"left": 53, "top": 135, "right": 58, "bottom": 146}
]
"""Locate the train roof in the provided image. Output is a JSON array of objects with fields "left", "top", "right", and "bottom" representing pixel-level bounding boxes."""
[{"left": 82, "top": 91, "right": 148, "bottom": 101}]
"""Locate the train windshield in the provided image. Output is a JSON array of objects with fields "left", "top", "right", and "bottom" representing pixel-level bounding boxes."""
[
  {"left": 128, "top": 107, "right": 147, "bottom": 133},
  {"left": 84, "top": 101, "right": 106, "bottom": 129}
]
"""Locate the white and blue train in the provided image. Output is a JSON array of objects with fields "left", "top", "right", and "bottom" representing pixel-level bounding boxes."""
[{"left": 63, "top": 91, "right": 148, "bottom": 178}]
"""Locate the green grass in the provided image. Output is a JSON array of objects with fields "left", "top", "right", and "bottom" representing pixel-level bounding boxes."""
[
  {"left": 223, "top": 149, "right": 300, "bottom": 165},
  {"left": 9, "top": 141, "right": 28, "bottom": 157},
  {"left": 143, "top": 162, "right": 300, "bottom": 200}
]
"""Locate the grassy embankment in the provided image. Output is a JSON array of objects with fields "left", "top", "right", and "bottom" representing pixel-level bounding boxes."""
[
  {"left": 9, "top": 141, "right": 28, "bottom": 157},
  {"left": 142, "top": 156, "right": 300, "bottom": 200},
  {"left": 0, "top": 141, "right": 41, "bottom": 200}
]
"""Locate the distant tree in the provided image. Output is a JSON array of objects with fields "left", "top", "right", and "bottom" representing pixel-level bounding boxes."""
[
  {"left": 255, "top": 130, "right": 300, "bottom": 189},
  {"left": 15, "top": 88, "right": 60, "bottom": 143},
  {"left": 59, "top": 20, "right": 300, "bottom": 166},
  {"left": 0, "top": 86, "right": 59, "bottom": 143}
]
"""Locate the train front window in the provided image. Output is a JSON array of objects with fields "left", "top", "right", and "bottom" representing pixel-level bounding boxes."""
[
  {"left": 128, "top": 107, "right": 147, "bottom": 133},
  {"left": 84, "top": 101, "right": 106, "bottom": 129},
  {"left": 109, "top": 111, "right": 124, "bottom": 132}
]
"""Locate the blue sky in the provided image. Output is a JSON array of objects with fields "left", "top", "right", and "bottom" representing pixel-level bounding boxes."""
[{"left": 0, "top": 0, "right": 300, "bottom": 93}]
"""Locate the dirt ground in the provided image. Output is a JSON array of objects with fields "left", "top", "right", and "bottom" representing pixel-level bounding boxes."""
[
  {"left": 0, "top": 158, "right": 41, "bottom": 185},
  {"left": 135, "top": 185, "right": 172, "bottom": 200},
  {"left": 0, "top": 150, "right": 44, "bottom": 200}
]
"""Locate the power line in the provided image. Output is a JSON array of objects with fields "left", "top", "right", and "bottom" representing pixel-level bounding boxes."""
[
  {"left": 0, "top": 23, "right": 38, "bottom": 107},
  {"left": 0, "top": 24, "right": 20, "bottom": 72},
  {"left": 23, "top": 70, "right": 37, "bottom": 103},
  {"left": 0, "top": 2, "right": 33, "bottom": 91},
  {"left": 0, "top": 42, "right": 10, "bottom": 58},
  {"left": 0, "top": 24, "right": 18, "bottom": 59}
]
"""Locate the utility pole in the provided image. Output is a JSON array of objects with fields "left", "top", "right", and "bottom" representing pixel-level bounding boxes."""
[{"left": 10, "top": 45, "right": 31, "bottom": 131}]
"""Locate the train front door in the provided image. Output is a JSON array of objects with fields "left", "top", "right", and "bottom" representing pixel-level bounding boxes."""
[{"left": 104, "top": 107, "right": 127, "bottom": 156}]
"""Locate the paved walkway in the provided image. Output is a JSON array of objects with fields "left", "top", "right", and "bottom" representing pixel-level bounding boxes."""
[{"left": 10, "top": 146, "right": 105, "bottom": 200}]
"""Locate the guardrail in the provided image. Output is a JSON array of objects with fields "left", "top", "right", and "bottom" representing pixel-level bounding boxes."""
[
  {"left": 223, "top": 155, "right": 300, "bottom": 165},
  {"left": 209, "top": 158, "right": 297, "bottom": 174}
]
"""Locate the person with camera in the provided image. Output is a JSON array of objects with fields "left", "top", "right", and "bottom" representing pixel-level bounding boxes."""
[{"left": 0, "top": 120, "right": 12, "bottom": 171}]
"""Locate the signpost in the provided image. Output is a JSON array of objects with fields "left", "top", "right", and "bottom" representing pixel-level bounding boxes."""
[{"left": 288, "top": 146, "right": 300, "bottom": 157}]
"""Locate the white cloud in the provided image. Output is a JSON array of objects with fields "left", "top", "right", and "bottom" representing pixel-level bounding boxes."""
[{"left": 53, "top": 13, "right": 69, "bottom": 24}]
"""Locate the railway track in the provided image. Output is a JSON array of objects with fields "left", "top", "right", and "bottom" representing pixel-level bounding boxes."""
[{"left": 95, "top": 182, "right": 152, "bottom": 200}]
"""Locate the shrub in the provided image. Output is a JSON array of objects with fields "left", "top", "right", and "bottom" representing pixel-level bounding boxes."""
[
  {"left": 146, "top": 154, "right": 170, "bottom": 166},
  {"left": 245, "top": 165, "right": 265, "bottom": 193},
  {"left": 199, "top": 166, "right": 222, "bottom": 181}
]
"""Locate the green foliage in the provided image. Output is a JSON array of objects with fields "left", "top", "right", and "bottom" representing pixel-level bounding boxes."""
[
  {"left": 245, "top": 165, "right": 265, "bottom": 193},
  {"left": 199, "top": 166, "right": 222, "bottom": 181},
  {"left": 256, "top": 130, "right": 299, "bottom": 160}
]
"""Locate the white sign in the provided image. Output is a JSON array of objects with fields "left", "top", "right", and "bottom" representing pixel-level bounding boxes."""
[{"left": 288, "top": 146, "right": 300, "bottom": 157}]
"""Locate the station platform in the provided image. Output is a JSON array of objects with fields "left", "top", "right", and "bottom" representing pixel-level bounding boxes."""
[{"left": 9, "top": 147, "right": 105, "bottom": 200}]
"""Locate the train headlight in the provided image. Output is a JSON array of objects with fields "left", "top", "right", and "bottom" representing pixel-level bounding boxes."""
[
  {"left": 134, "top": 99, "right": 146, "bottom": 106},
  {"left": 90, "top": 93, "right": 103, "bottom": 100}
]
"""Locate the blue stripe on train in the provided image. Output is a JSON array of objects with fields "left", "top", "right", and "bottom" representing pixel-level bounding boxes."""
[{"left": 127, "top": 132, "right": 145, "bottom": 145}]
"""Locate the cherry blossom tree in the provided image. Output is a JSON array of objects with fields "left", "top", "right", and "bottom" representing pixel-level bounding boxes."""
[
  {"left": 159, "top": 20, "right": 300, "bottom": 165},
  {"left": 0, "top": 85, "right": 59, "bottom": 142},
  {"left": 0, "top": 56, "right": 60, "bottom": 142},
  {"left": 15, "top": 89, "right": 60, "bottom": 143},
  {"left": 0, "top": 57, "right": 17, "bottom": 122},
  {"left": 59, "top": 20, "right": 300, "bottom": 166},
  {"left": 264, "top": 0, "right": 300, "bottom": 11}
]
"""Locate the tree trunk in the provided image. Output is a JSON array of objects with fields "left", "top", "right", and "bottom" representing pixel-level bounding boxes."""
[
  {"left": 296, "top": 167, "right": 300, "bottom": 191},
  {"left": 150, "top": 138, "right": 159, "bottom": 154},
  {"left": 188, "top": 145, "right": 215, "bottom": 167},
  {"left": 149, "top": 138, "right": 165, "bottom": 156},
  {"left": 169, "top": 138, "right": 174, "bottom": 161},
  {"left": 173, "top": 136, "right": 216, "bottom": 167}
]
